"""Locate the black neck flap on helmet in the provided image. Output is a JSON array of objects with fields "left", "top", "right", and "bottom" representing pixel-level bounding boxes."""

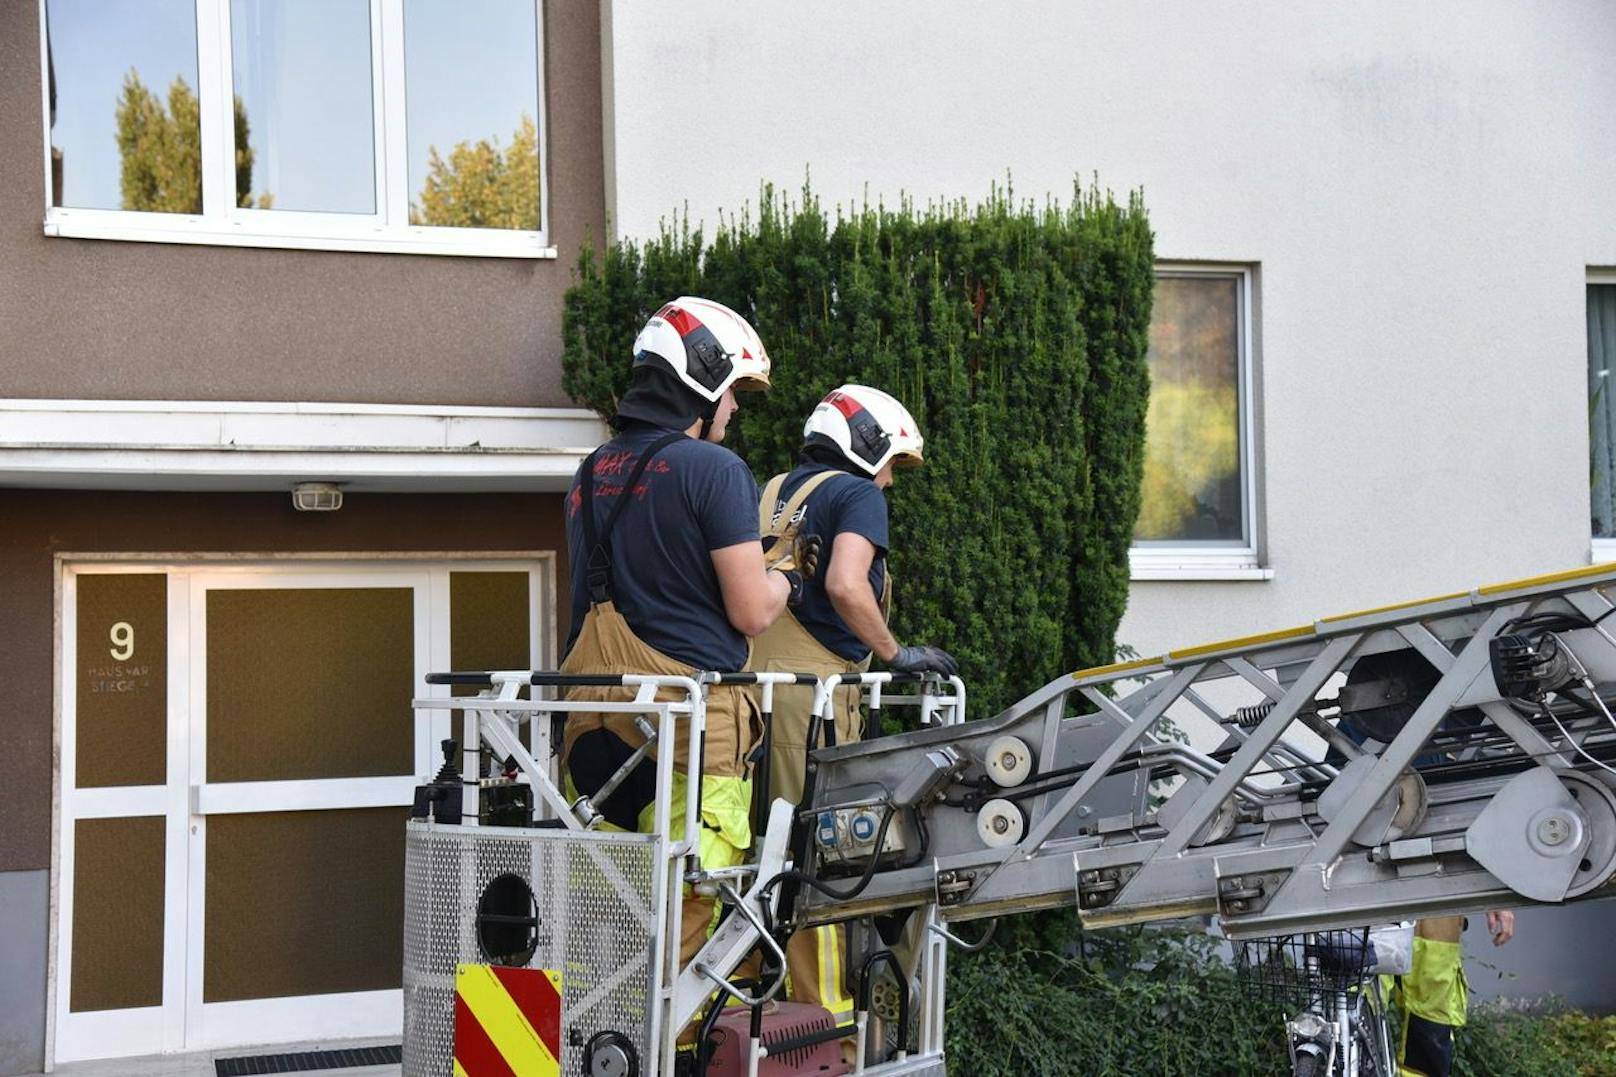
[
  {"left": 800, "top": 440, "right": 871, "bottom": 477},
  {"left": 612, "top": 361, "right": 717, "bottom": 433}
]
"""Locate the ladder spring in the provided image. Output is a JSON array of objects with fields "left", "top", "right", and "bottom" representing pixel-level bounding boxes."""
[{"left": 1232, "top": 702, "right": 1275, "bottom": 729}]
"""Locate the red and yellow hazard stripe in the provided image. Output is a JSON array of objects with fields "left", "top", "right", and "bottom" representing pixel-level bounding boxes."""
[{"left": 453, "top": 963, "right": 563, "bottom": 1077}]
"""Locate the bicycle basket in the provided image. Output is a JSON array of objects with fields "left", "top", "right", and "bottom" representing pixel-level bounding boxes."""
[{"left": 1234, "top": 928, "right": 1374, "bottom": 1008}]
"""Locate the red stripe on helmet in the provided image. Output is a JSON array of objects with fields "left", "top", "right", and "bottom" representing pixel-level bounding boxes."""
[
  {"left": 824, "top": 390, "right": 864, "bottom": 420},
  {"left": 655, "top": 303, "right": 703, "bottom": 338}
]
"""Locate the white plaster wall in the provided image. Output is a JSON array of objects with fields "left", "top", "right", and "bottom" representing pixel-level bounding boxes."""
[{"left": 604, "top": 0, "right": 1616, "bottom": 659}]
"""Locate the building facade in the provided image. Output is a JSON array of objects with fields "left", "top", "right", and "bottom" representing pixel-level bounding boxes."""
[
  {"left": 0, "top": 1, "right": 608, "bottom": 1070},
  {"left": 598, "top": 0, "right": 1616, "bottom": 1014},
  {"left": 5, "top": 2, "right": 1616, "bottom": 1072}
]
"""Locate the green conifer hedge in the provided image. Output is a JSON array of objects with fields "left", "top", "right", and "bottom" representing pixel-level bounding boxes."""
[{"left": 562, "top": 182, "right": 1155, "bottom": 719}]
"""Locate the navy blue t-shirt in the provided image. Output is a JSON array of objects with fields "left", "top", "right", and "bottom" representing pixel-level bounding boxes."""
[
  {"left": 564, "top": 424, "right": 761, "bottom": 672},
  {"left": 769, "top": 465, "right": 889, "bottom": 661}
]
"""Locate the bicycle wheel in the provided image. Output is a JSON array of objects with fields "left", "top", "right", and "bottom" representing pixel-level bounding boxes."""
[{"left": 1352, "top": 991, "right": 1393, "bottom": 1077}]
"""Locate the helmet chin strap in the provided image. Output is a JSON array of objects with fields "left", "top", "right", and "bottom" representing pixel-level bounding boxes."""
[{"left": 696, "top": 396, "right": 721, "bottom": 441}]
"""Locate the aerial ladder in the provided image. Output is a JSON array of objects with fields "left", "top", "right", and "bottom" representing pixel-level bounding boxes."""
[{"left": 401, "top": 563, "right": 1616, "bottom": 1076}]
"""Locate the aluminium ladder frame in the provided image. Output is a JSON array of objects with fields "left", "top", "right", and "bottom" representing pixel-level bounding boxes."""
[{"left": 795, "top": 564, "right": 1616, "bottom": 942}]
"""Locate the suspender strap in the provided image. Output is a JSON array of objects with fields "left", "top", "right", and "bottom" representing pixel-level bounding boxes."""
[
  {"left": 758, "top": 473, "right": 788, "bottom": 535},
  {"left": 759, "top": 469, "right": 841, "bottom": 540},
  {"left": 580, "top": 430, "right": 686, "bottom": 604}
]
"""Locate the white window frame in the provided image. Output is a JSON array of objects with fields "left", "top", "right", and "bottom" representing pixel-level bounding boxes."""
[
  {"left": 1589, "top": 268, "right": 1616, "bottom": 564},
  {"left": 1130, "top": 263, "right": 1270, "bottom": 582},
  {"left": 36, "top": 0, "right": 554, "bottom": 259}
]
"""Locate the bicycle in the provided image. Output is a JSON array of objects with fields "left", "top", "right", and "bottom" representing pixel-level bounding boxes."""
[{"left": 1236, "top": 927, "right": 1398, "bottom": 1077}]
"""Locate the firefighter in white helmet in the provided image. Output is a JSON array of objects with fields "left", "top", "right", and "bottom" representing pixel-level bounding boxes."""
[
  {"left": 558, "top": 297, "right": 811, "bottom": 969},
  {"left": 750, "top": 383, "right": 958, "bottom": 1029}
]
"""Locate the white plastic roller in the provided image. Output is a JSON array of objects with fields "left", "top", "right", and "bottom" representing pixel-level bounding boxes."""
[
  {"left": 977, "top": 798, "right": 1026, "bottom": 848},
  {"left": 984, "top": 735, "right": 1033, "bottom": 787}
]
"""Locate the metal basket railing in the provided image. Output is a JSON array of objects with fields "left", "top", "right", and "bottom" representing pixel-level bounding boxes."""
[{"left": 1234, "top": 928, "right": 1374, "bottom": 1009}]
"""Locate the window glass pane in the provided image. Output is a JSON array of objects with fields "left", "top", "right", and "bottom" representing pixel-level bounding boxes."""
[
  {"left": 72, "top": 817, "right": 165, "bottom": 1012},
  {"left": 404, "top": 0, "right": 541, "bottom": 231},
  {"left": 1590, "top": 285, "right": 1616, "bottom": 537},
  {"left": 206, "top": 587, "right": 414, "bottom": 782},
  {"left": 205, "top": 808, "right": 405, "bottom": 1002},
  {"left": 230, "top": 0, "right": 376, "bottom": 213},
  {"left": 449, "top": 570, "right": 532, "bottom": 749},
  {"left": 76, "top": 573, "right": 167, "bottom": 788},
  {"left": 1135, "top": 275, "right": 1246, "bottom": 544},
  {"left": 45, "top": 0, "right": 201, "bottom": 213}
]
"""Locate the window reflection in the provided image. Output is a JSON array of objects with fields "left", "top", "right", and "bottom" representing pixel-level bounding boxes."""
[
  {"left": 1589, "top": 286, "right": 1616, "bottom": 537},
  {"left": 404, "top": 0, "right": 541, "bottom": 231},
  {"left": 230, "top": 0, "right": 375, "bottom": 214},
  {"left": 46, "top": 0, "right": 201, "bottom": 213},
  {"left": 1135, "top": 275, "right": 1246, "bottom": 544}
]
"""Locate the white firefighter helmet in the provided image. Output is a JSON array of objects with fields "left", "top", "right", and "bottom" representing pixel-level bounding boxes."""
[
  {"left": 803, "top": 384, "right": 924, "bottom": 475},
  {"left": 631, "top": 297, "right": 772, "bottom": 401}
]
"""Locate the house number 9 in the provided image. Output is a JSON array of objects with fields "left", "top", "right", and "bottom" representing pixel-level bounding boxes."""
[{"left": 109, "top": 622, "right": 135, "bottom": 661}]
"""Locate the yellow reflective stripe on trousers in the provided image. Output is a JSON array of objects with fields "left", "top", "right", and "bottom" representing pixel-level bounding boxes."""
[{"left": 817, "top": 925, "right": 853, "bottom": 1019}]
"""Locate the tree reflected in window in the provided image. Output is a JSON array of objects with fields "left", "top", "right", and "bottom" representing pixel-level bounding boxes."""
[
  {"left": 405, "top": 0, "right": 542, "bottom": 232},
  {"left": 47, "top": 0, "right": 201, "bottom": 213},
  {"left": 43, "top": 0, "right": 551, "bottom": 252},
  {"left": 115, "top": 73, "right": 201, "bottom": 213},
  {"left": 112, "top": 73, "right": 266, "bottom": 213},
  {"left": 410, "top": 113, "right": 539, "bottom": 230},
  {"left": 1135, "top": 274, "right": 1246, "bottom": 544}
]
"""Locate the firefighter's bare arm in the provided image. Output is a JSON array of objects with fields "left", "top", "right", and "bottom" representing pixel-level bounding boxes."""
[
  {"left": 1486, "top": 909, "right": 1515, "bottom": 945},
  {"left": 826, "top": 532, "right": 957, "bottom": 674},
  {"left": 824, "top": 531, "right": 900, "bottom": 660},
  {"left": 711, "top": 540, "right": 790, "bottom": 637}
]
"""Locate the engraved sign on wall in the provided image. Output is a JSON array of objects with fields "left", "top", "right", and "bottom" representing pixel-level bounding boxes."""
[{"left": 76, "top": 573, "right": 167, "bottom": 787}]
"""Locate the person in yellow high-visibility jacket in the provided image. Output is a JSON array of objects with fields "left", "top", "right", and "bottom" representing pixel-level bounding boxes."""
[{"left": 1389, "top": 910, "right": 1514, "bottom": 1077}]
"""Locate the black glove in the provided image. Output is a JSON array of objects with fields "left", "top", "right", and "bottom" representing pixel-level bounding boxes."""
[
  {"left": 890, "top": 644, "right": 959, "bottom": 677},
  {"left": 780, "top": 567, "right": 807, "bottom": 607}
]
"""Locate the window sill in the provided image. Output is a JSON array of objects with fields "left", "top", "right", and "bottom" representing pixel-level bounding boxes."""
[
  {"left": 1129, "top": 548, "right": 1274, "bottom": 582},
  {"left": 42, "top": 214, "right": 557, "bottom": 260}
]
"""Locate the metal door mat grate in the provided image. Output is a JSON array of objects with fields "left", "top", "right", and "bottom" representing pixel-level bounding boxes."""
[{"left": 215, "top": 1044, "right": 402, "bottom": 1075}]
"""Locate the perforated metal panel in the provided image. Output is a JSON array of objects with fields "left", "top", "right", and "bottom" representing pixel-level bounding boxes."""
[{"left": 402, "top": 821, "right": 662, "bottom": 1077}]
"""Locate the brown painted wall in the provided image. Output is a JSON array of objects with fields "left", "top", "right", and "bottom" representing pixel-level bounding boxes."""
[
  {"left": 0, "top": 2, "right": 603, "bottom": 408},
  {"left": 0, "top": 489, "right": 568, "bottom": 873}
]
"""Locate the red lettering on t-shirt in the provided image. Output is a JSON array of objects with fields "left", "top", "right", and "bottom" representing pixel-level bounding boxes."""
[{"left": 593, "top": 450, "right": 636, "bottom": 478}]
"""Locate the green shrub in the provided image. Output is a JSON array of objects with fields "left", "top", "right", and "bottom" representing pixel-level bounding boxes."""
[
  {"left": 1448, "top": 1005, "right": 1616, "bottom": 1077},
  {"left": 946, "top": 927, "right": 1290, "bottom": 1076},
  {"left": 947, "top": 936, "right": 1616, "bottom": 1076},
  {"left": 562, "top": 181, "right": 1155, "bottom": 720},
  {"left": 1544, "top": 1011, "right": 1616, "bottom": 1076},
  {"left": 564, "top": 179, "right": 1158, "bottom": 1065}
]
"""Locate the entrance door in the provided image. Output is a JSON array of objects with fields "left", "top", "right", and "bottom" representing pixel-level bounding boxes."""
[{"left": 54, "top": 559, "right": 547, "bottom": 1064}]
